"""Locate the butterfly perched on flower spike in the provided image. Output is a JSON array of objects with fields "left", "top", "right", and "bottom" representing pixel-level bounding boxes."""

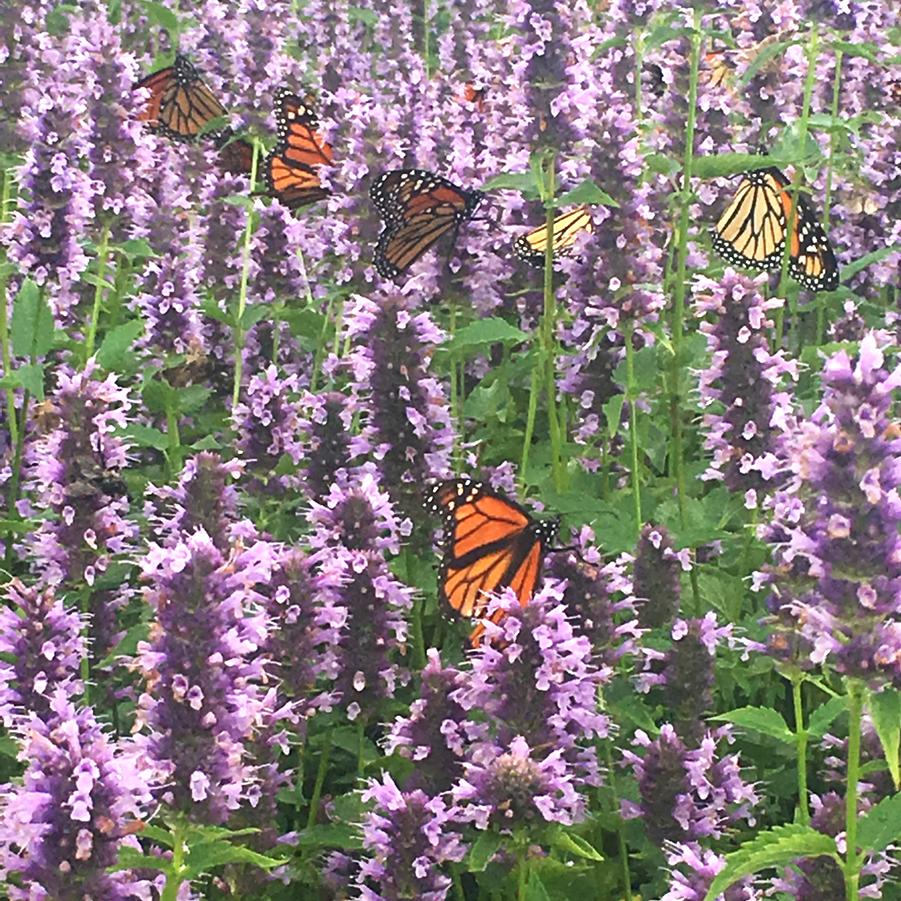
[
  {"left": 712, "top": 159, "right": 839, "bottom": 292},
  {"left": 514, "top": 205, "right": 594, "bottom": 268},
  {"left": 369, "top": 169, "right": 484, "bottom": 279},
  {"left": 263, "top": 87, "right": 333, "bottom": 210},
  {"left": 427, "top": 478, "right": 559, "bottom": 647}
]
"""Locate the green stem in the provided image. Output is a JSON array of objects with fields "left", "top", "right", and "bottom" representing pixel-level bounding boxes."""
[
  {"left": 231, "top": 139, "right": 261, "bottom": 412},
  {"left": 774, "top": 26, "right": 819, "bottom": 351},
  {"left": 792, "top": 676, "right": 810, "bottom": 826},
  {"left": 624, "top": 324, "right": 642, "bottom": 534},
  {"left": 451, "top": 867, "right": 465, "bottom": 901},
  {"left": 4, "top": 389, "right": 30, "bottom": 572},
  {"left": 306, "top": 732, "right": 333, "bottom": 830},
  {"left": 165, "top": 404, "right": 181, "bottom": 477},
  {"left": 356, "top": 718, "right": 367, "bottom": 777},
  {"left": 516, "top": 849, "right": 529, "bottom": 901},
  {"left": 817, "top": 49, "right": 843, "bottom": 346},
  {"left": 519, "top": 366, "right": 541, "bottom": 492},
  {"left": 84, "top": 222, "right": 111, "bottom": 364},
  {"left": 332, "top": 296, "right": 345, "bottom": 359},
  {"left": 668, "top": 9, "right": 702, "bottom": 530},
  {"left": 160, "top": 822, "right": 187, "bottom": 901},
  {"left": 448, "top": 299, "right": 464, "bottom": 471},
  {"left": 540, "top": 154, "right": 564, "bottom": 493},
  {"left": 843, "top": 679, "right": 863, "bottom": 901}
]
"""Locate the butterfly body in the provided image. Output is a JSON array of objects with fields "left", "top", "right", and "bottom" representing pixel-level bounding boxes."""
[
  {"left": 514, "top": 205, "right": 594, "bottom": 268},
  {"left": 370, "top": 169, "right": 484, "bottom": 279},
  {"left": 712, "top": 164, "right": 839, "bottom": 292},
  {"left": 135, "top": 54, "right": 227, "bottom": 142},
  {"left": 427, "top": 478, "right": 558, "bottom": 646}
]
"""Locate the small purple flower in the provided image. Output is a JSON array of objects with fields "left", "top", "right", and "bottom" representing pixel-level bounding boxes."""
[
  {"left": 659, "top": 842, "right": 762, "bottom": 901},
  {"left": 621, "top": 724, "right": 758, "bottom": 844},
  {"left": 385, "top": 649, "right": 471, "bottom": 794},
  {"left": 452, "top": 735, "right": 585, "bottom": 829},
  {"left": 299, "top": 390, "right": 361, "bottom": 504},
  {"left": 358, "top": 773, "right": 466, "bottom": 901},
  {"left": 0, "top": 580, "right": 85, "bottom": 727},
  {"left": 633, "top": 524, "right": 686, "bottom": 630},
  {"left": 0, "top": 694, "right": 152, "bottom": 901}
]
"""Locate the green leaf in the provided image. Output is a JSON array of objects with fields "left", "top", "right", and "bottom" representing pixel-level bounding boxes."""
[
  {"left": 525, "top": 870, "right": 552, "bottom": 901},
  {"left": 296, "top": 823, "right": 363, "bottom": 850},
  {"left": 197, "top": 114, "right": 230, "bottom": 139},
  {"left": 556, "top": 179, "right": 619, "bottom": 208},
  {"left": 139, "top": 824, "right": 176, "bottom": 847},
  {"left": 116, "top": 238, "right": 157, "bottom": 260},
  {"left": 0, "top": 518, "right": 37, "bottom": 534},
  {"left": 12, "top": 279, "right": 54, "bottom": 358},
  {"left": 841, "top": 245, "right": 899, "bottom": 281},
  {"left": 857, "top": 792, "right": 901, "bottom": 853},
  {"left": 645, "top": 22, "right": 695, "bottom": 49},
  {"left": 0, "top": 734, "right": 20, "bottom": 760},
  {"left": 120, "top": 423, "right": 169, "bottom": 451},
  {"left": 96, "top": 320, "right": 144, "bottom": 371},
  {"left": 111, "top": 845, "right": 173, "bottom": 874},
  {"left": 710, "top": 706, "right": 794, "bottom": 744},
  {"left": 201, "top": 298, "right": 233, "bottom": 326},
  {"left": 16, "top": 362, "right": 45, "bottom": 401},
  {"left": 550, "top": 830, "right": 604, "bottom": 862},
  {"left": 868, "top": 688, "right": 900, "bottom": 790},
  {"left": 831, "top": 39, "right": 881, "bottom": 62},
  {"left": 240, "top": 304, "right": 271, "bottom": 330},
  {"left": 737, "top": 39, "right": 793, "bottom": 87},
  {"left": 703, "top": 824, "right": 838, "bottom": 901},
  {"left": 467, "top": 832, "right": 503, "bottom": 871},
  {"left": 482, "top": 171, "right": 540, "bottom": 195},
  {"left": 693, "top": 153, "right": 778, "bottom": 179},
  {"left": 445, "top": 318, "right": 529, "bottom": 352},
  {"left": 183, "top": 841, "right": 283, "bottom": 880},
  {"left": 603, "top": 395, "right": 625, "bottom": 439},
  {"left": 807, "top": 695, "right": 846, "bottom": 740},
  {"left": 175, "top": 385, "right": 212, "bottom": 414},
  {"left": 141, "top": 1, "right": 180, "bottom": 35}
]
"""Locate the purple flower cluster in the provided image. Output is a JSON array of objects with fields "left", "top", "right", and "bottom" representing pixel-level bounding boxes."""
[{"left": 632, "top": 523, "right": 687, "bottom": 631}]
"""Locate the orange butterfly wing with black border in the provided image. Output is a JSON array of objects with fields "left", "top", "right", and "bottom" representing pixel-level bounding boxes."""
[
  {"left": 427, "top": 478, "right": 558, "bottom": 647},
  {"left": 135, "top": 54, "right": 227, "bottom": 142},
  {"left": 264, "top": 88, "right": 333, "bottom": 210},
  {"left": 369, "top": 169, "right": 484, "bottom": 279}
]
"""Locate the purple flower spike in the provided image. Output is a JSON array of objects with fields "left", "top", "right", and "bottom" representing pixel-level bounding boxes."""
[
  {"left": 0, "top": 580, "right": 85, "bottom": 727},
  {"left": 0, "top": 695, "right": 152, "bottom": 901},
  {"left": 385, "top": 649, "right": 471, "bottom": 794},
  {"left": 299, "top": 390, "right": 361, "bottom": 504},
  {"left": 694, "top": 270, "right": 796, "bottom": 506},
  {"left": 758, "top": 332, "right": 901, "bottom": 687},
  {"left": 358, "top": 773, "right": 466, "bottom": 901},
  {"left": 633, "top": 523, "right": 687, "bottom": 630},
  {"left": 453, "top": 735, "right": 585, "bottom": 829},
  {"left": 660, "top": 842, "right": 762, "bottom": 901},
  {"left": 621, "top": 724, "right": 759, "bottom": 844}
]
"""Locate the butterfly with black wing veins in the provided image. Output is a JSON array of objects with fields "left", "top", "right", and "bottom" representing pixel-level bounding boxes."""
[
  {"left": 370, "top": 169, "right": 484, "bottom": 279},
  {"left": 513, "top": 205, "right": 594, "bottom": 268},
  {"left": 427, "top": 478, "right": 559, "bottom": 647},
  {"left": 712, "top": 159, "right": 839, "bottom": 292}
]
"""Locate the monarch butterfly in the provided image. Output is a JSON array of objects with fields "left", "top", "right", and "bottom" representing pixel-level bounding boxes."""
[
  {"left": 370, "top": 169, "right": 484, "bottom": 279},
  {"left": 427, "top": 478, "right": 559, "bottom": 647},
  {"left": 135, "top": 54, "right": 228, "bottom": 141},
  {"left": 513, "top": 205, "right": 594, "bottom": 268},
  {"left": 263, "top": 87, "right": 333, "bottom": 210},
  {"left": 712, "top": 163, "right": 839, "bottom": 292},
  {"left": 213, "top": 127, "right": 255, "bottom": 176}
]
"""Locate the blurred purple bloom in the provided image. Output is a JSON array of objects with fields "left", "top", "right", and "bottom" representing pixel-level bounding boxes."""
[
  {"left": 0, "top": 694, "right": 152, "bottom": 901},
  {"left": 358, "top": 773, "right": 465, "bottom": 901},
  {"left": 659, "top": 841, "right": 762, "bottom": 901},
  {"left": 633, "top": 523, "right": 687, "bottom": 630},
  {"left": 0, "top": 580, "right": 85, "bottom": 727},
  {"left": 622, "top": 724, "right": 758, "bottom": 844},
  {"left": 299, "top": 390, "right": 362, "bottom": 504}
]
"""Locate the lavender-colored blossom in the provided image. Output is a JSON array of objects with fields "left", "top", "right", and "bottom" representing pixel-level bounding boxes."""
[
  {"left": 0, "top": 694, "right": 152, "bottom": 901},
  {"left": 233, "top": 365, "right": 304, "bottom": 492},
  {"left": 358, "top": 773, "right": 465, "bottom": 901},
  {"left": 0, "top": 580, "right": 85, "bottom": 727},
  {"left": 453, "top": 584, "right": 610, "bottom": 787},
  {"left": 694, "top": 271, "right": 796, "bottom": 506},
  {"left": 452, "top": 735, "right": 585, "bottom": 829},
  {"left": 757, "top": 333, "right": 901, "bottom": 687},
  {"left": 636, "top": 614, "right": 734, "bottom": 743},
  {"left": 299, "top": 390, "right": 361, "bottom": 504},
  {"left": 621, "top": 724, "right": 758, "bottom": 844},
  {"left": 659, "top": 842, "right": 762, "bottom": 901},
  {"left": 545, "top": 527, "right": 641, "bottom": 666},
  {"left": 821, "top": 718, "right": 896, "bottom": 804},
  {"left": 346, "top": 295, "right": 454, "bottom": 522},
  {"left": 633, "top": 524, "right": 687, "bottom": 630},
  {"left": 132, "top": 530, "right": 271, "bottom": 824},
  {"left": 385, "top": 649, "right": 471, "bottom": 794}
]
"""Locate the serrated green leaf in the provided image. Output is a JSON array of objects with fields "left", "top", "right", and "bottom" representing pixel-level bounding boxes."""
[
  {"left": 525, "top": 869, "right": 552, "bottom": 901},
  {"left": 141, "top": 1, "right": 179, "bottom": 34},
  {"left": 200, "top": 298, "right": 233, "bottom": 326},
  {"left": 116, "top": 238, "right": 157, "bottom": 259},
  {"left": 737, "top": 39, "right": 793, "bottom": 87},
  {"left": 831, "top": 39, "right": 881, "bottom": 62},
  {"left": 551, "top": 830, "right": 604, "bottom": 862},
  {"left": 556, "top": 179, "right": 620, "bottom": 208},
  {"left": 175, "top": 385, "right": 212, "bottom": 414},
  {"left": 17, "top": 362, "right": 45, "bottom": 401},
  {"left": 693, "top": 153, "right": 778, "bottom": 179},
  {"left": 603, "top": 395, "right": 625, "bottom": 439},
  {"left": 184, "top": 841, "right": 282, "bottom": 878},
  {"left": 445, "top": 318, "right": 529, "bottom": 352},
  {"left": 120, "top": 423, "right": 169, "bottom": 451},
  {"left": 0, "top": 518, "right": 36, "bottom": 534},
  {"left": 296, "top": 823, "right": 363, "bottom": 850},
  {"left": 96, "top": 320, "right": 144, "bottom": 371},
  {"left": 0, "top": 734, "right": 20, "bottom": 759},
  {"left": 807, "top": 695, "right": 846, "bottom": 740},
  {"left": 710, "top": 706, "right": 794, "bottom": 744},
  {"left": 12, "top": 279, "right": 54, "bottom": 359},
  {"left": 704, "top": 824, "right": 838, "bottom": 901},
  {"left": 240, "top": 304, "right": 271, "bottom": 330},
  {"left": 110, "top": 845, "right": 173, "bottom": 874},
  {"left": 467, "top": 832, "right": 503, "bottom": 871},
  {"left": 868, "top": 688, "right": 900, "bottom": 790},
  {"left": 857, "top": 792, "right": 901, "bottom": 853},
  {"left": 139, "top": 824, "right": 176, "bottom": 847},
  {"left": 645, "top": 23, "right": 694, "bottom": 49},
  {"left": 482, "top": 171, "right": 540, "bottom": 194}
]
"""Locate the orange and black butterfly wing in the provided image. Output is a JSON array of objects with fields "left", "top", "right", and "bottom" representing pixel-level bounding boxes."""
[
  {"left": 264, "top": 88, "right": 333, "bottom": 209},
  {"left": 212, "top": 128, "right": 255, "bottom": 175},
  {"left": 135, "top": 55, "right": 227, "bottom": 142},
  {"left": 788, "top": 193, "right": 840, "bottom": 292},
  {"left": 369, "top": 169, "right": 484, "bottom": 277}
]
